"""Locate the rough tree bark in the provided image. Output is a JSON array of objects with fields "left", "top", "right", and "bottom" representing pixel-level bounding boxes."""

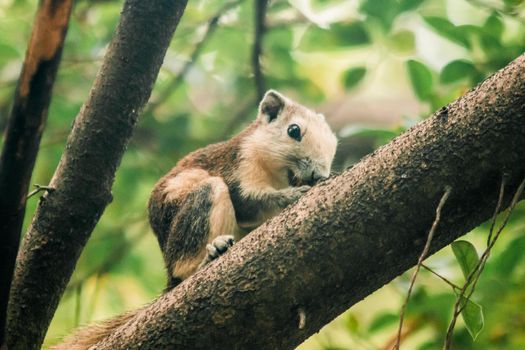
[
  {"left": 0, "top": 1, "right": 73, "bottom": 346},
  {"left": 92, "top": 54, "right": 525, "bottom": 349},
  {"left": 5, "top": 1, "right": 188, "bottom": 349}
]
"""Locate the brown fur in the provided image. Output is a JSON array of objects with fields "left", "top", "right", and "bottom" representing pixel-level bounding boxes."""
[
  {"left": 51, "top": 309, "right": 138, "bottom": 350},
  {"left": 54, "top": 90, "right": 337, "bottom": 349}
]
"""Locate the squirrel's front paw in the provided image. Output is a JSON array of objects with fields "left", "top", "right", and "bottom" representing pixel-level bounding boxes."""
[
  {"left": 278, "top": 185, "right": 311, "bottom": 207},
  {"left": 198, "top": 235, "right": 235, "bottom": 269}
]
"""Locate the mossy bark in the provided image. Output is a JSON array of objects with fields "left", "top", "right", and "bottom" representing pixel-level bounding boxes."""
[
  {"left": 5, "top": 1, "right": 188, "bottom": 349},
  {"left": 93, "top": 54, "right": 525, "bottom": 350}
]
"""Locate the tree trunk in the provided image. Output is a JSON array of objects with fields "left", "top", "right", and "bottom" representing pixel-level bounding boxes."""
[
  {"left": 0, "top": 1, "right": 73, "bottom": 345},
  {"left": 93, "top": 53, "right": 525, "bottom": 349},
  {"left": 5, "top": 1, "right": 188, "bottom": 349}
]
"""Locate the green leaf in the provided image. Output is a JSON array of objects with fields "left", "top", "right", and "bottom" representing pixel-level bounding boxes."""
[
  {"left": 417, "top": 341, "right": 440, "bottom": 350},
  {"left": 483, "top": 13, "right": 503, "bottom": 39},
  {"left": 451, "top": 240, "right": 479, "bottom": 280},
  {"left": 406, "top": 59, "right": 433, "bottom": 101},
  {"left": 342, "top": 67, "right": 366, "bottom": 90},
  {"left": 360, "top": 0, "right": 398, "bottom": 31},
  {"left": 388, "top": 30, "right": 415, "bottom": 53},
  {"left": 479, "top": 34, "right": 505, "bottom": 61},
  {"left": 440, "top": 60, "right": 477, "bottom": 84},
  {"left": 300, "top": 22, "right": 369, "bottom": 50},
  {"left": 0, "top": 43, "right": 20, "bottom": 66},
  {"left": 345, "top": 313, "right": 360, "bottom": 332},
  {"left": 398, "top": 0, "right": 426, "bottom": 12},
  {"left": 423, "top": 16, "right": 471, "bottom": 48},
  {"left": 459, "top": 296, "right": 484, "bottom": 340},
  {"left": 503, "top": 0, "right": 524, "bottom": 6},
  {"left": 368, "top": 312, "right": 398, "bottom": 333}
]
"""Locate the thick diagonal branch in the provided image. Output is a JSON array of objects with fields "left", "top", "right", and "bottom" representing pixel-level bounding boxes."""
[
  {"left": 5, "top": 1, "right": 188, "bottom": 349},
  {"left": 93, "top": 54, "right": 525, "bottom": 349}
]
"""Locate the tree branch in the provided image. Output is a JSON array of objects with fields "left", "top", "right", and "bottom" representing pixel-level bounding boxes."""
[
  {"left": 252, "top": 0, "right": 268, "bottom": 101},
  {"left": 5, "top": 1, "right": 188, "bottom": 349},
  {"left": 0, "top": 0, "right": 73, "bottom": 346},
  {"left": 92, "top": 54, "right": 525, "bottom": 349}
]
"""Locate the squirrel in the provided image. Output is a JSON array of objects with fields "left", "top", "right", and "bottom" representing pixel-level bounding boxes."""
[
  {"left": 149, "top": 89, "right": 338, "bottom": 289},
  {"left": 53, "top": 90, "right": 337, "bottom": 349}
]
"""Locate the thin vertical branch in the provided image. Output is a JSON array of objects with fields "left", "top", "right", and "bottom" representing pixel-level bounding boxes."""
[
  {"left": 394, "top": 186, "right": 452, "bottom": 350},
  {"left": 0, "top": 0, "right": 73, "bottom": 346},
  {"left": 486, "top": 176, "right": 506, "bottom": 245},
  {"left": 252, "top": 0, "right": 268, "bottom": 100}
]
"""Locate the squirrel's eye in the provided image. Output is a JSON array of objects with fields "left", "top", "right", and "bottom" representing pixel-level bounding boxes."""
[{"left": 287, "top": 124, "right": 302, "bottom": 141}]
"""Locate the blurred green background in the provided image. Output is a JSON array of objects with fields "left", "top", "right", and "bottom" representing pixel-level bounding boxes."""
[{"left": 1, "top": 0, "right": 524, "bottom": 348}]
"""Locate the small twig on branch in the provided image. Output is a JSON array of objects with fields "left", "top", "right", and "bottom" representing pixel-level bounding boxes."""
[
  {"left": 486, "top": 175, "right": 507, "bottom": 245},
  {"left": 443, "top": 176, "right": 525, "bottom": 349},
  {"left": 27, "top": 184, "right": 56, "bottom": 199},
  {"left": 394, "top": 186, "right": 452, "bottom": 350},
  {"left": 252, "top": 0, "right": 269, "bottom": 101},
  {"left": 381, "top": 319, "right": 418, "bottom": 350},
  {"left": 421, "top": 264, "right": 461, "bottom": 291}
]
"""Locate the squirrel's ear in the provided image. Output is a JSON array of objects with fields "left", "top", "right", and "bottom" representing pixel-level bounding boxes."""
[{"left": 259, "top": 90, "right": 285, "bottom": 123}]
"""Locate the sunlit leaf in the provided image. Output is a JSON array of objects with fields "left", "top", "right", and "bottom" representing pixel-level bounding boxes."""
[
  {"left": 342, "top": 67, "right": 366, "bottom": 90},
  {"left": 440, "top": 60, "right": 477, "bottom": 84},
  {"left": 451, "top": 240, "right": 479, "bottom": 280},
  {"left": 345, "top": 313, "right": 360, "bottom": 332},
  {"left": 406, "top": 59, "right": 433, "bottom": 101},
  {"left": 388, "top": 30, "right": 415, "bottom": 53},
  {"left": 459, "top": 296, "right": 484, "bottom": 340}
]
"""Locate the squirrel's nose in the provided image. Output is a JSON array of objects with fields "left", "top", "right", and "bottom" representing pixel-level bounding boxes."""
[{"left": 307, "top": 171, "right": 327, "bottom": 186}]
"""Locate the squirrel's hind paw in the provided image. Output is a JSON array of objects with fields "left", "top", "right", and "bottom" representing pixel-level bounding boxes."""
[{"left": 198, "top": 235, "right": 235, "bottom": 269}]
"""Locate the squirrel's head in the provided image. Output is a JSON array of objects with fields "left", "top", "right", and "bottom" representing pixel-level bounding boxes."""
[{"left": 243, "top": 90, "right": 337, "bottom": 187}]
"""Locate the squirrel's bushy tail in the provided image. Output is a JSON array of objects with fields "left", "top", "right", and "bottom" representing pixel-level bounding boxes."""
[{"left": 51, "top": 309, "right": 138, "bottom": 350}]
